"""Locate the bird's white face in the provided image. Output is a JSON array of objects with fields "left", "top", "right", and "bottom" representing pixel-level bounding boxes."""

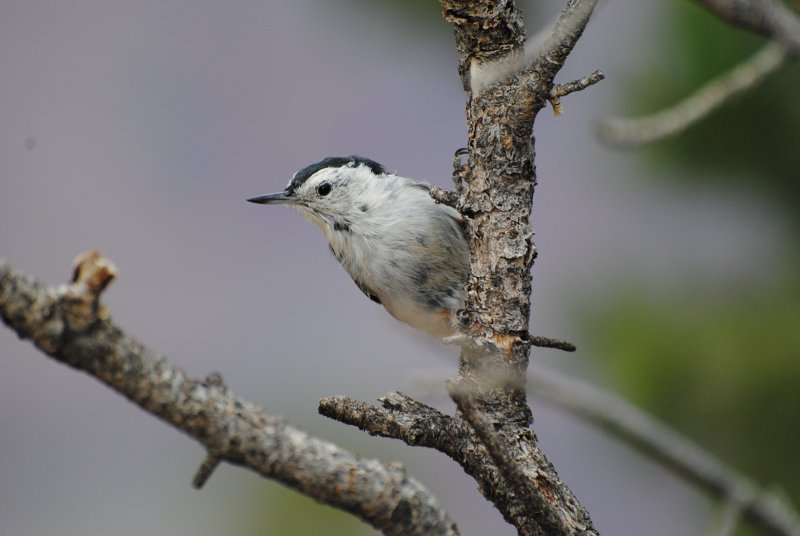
[
  {"left": 247, "top": 156, "right": 391, "bottom": 234},
  {"left": 288, "top": 165, "right": 369, "bottom": 227}
]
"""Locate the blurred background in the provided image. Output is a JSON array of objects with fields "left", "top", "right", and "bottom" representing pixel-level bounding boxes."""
[{"left": 1, "top": 1, "right": 798, "bottom": 535}]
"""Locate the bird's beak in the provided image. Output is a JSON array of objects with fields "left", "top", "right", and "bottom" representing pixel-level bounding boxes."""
[{"left": 246, "top": 191, "right": 300, "bottom": 205}]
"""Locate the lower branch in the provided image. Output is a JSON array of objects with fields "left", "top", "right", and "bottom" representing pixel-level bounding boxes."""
[
  {"left": 321, "top": 386, "right": 598, "bottom": 536},
  {"left": 0, "top": 253, "right": 458, "bottom": 536}
]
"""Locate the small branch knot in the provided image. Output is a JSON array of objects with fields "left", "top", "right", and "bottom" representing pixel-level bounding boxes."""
[
  {"left": 429, "top": 186, "right": 460, "bottom": 210},
  {"left": 71, "top": 250, "right": 117, "bottom": 296},
  {"left": 59, "top": 250, "right": 118, "bottom": 331},
  {"left": 452, "top": 147, "right": 470, "bottom": 193},
  {"left": 204, "top": 371, "right": 227, "bottom": 390}
]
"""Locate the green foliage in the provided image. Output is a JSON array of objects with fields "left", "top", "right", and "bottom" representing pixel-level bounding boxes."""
[
  {"left": 584, "top": 274, "right": 800, "bottom": 498},
  {"left": 628, "top": 1, "right": 800, "bottom": 220}
]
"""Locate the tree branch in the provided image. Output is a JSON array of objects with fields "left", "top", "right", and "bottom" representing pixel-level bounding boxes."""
[
  {"left": 0, "top": 253, "right": 458, "bottom": 536},
  {"left": 319, "top": 392, "right": 455, "bottom": 449},
  {"left": 464, "top": 0, "right": 599, "bottom": 95},
  {"left": 534, "top": 0, "right": 599, "bottom": 73},
  {"left": 598, "top": 42, "right": 788, "bottom": 148}
]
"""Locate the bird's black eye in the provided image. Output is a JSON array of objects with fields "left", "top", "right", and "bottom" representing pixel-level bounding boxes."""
[{"left": 317, "top": 182, "right": 332, "bottom": 196}]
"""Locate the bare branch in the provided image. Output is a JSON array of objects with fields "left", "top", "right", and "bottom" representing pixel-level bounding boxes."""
[
  {"left": 528, "top": 366, "right": 800, "bottom": 536},
  {"left": 465, "top": 0, "right": 600, "bottom": 95},
  {"left": 694, "top": 0, "right": 800, "bottom": 54},
  {"left": 598, "top": 42, "right": 787, "bottom": 148},
  {"left": 319, "top": 392, "right": 455, "bottom": 449},
  {"left": 535, "top": 0, "right": 600, "bottom": 72},
  {"left": 0, "top": 254, "right": 459, "bottom": 536}
]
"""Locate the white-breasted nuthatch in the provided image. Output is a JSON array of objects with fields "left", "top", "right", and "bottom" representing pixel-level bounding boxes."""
[{"left": 248, "top": 156, "right": 469, "bottom": 338}]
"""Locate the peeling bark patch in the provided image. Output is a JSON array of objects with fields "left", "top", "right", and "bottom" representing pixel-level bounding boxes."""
[{"left": 536, "top": 474, "right": 558, "bottom": 502}]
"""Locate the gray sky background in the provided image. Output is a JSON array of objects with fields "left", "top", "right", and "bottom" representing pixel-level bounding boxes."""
[{"left": 1, "top": 1, "right": 788, "bottom": 535}]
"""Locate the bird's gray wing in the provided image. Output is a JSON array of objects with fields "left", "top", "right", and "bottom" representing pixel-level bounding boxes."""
[{"left": 329, "top": 245, "right": 382, "bottom": 305}]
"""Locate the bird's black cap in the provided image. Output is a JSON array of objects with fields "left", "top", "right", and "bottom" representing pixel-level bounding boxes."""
[{"left": 285, "top": 156, "right": 387, "bottom": 195}]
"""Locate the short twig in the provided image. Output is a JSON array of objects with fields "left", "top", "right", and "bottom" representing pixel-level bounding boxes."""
[
  {"left": 598, "top": 42, "right": 787, "bottom": 148},
  {"left": 429, "top": 186, "right": 460, "bottom": 210},
  {"left": 549, "top": 70, "right": 605, "bottom": 116},
  {"left": 530, "top": 335, "right": 576, "bottom": 352},
  {"left": 192, "top": 453, "right": 222, "bottom": 489}
]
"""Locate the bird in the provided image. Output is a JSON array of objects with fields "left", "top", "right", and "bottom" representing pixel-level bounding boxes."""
[{"left": 248, "top": 156, "right": 470, "bottom": 338}]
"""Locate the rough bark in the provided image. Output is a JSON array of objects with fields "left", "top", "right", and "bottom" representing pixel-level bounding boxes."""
[{"left": 441, "top": 1, "right": 599, "bottom": 534}]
